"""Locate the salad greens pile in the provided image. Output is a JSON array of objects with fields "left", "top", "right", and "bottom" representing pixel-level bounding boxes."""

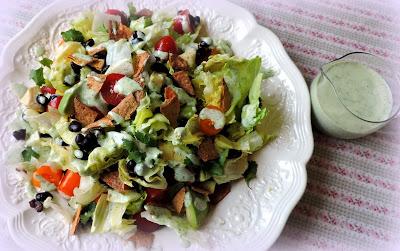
[{"left": 11, "top": 4, "right": 274, "bottom": 239}]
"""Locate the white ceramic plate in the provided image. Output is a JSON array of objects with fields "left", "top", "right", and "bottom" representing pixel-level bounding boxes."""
[{"left": 0, "top": 0, "right": 313, "bottom": 250}]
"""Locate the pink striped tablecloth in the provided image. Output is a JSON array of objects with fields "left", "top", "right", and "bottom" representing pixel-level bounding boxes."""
[{"left": 0, "top": 1, "right": 399, "bottom": 250}]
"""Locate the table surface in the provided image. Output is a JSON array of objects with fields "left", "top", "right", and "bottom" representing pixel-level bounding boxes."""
[{"left": 0, "top": 0, "right": 399, "bottom": 250}]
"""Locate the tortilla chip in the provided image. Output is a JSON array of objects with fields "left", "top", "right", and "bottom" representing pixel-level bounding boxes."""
[
  {"left": 87, "top": 45, "right": 106, "bottom": 56},
  {"left": 169, "top": 54, "right": 189, "bottom": 71},
  {"left": 84, "top": 117, "right": 114, "bottom": 130},
  {"left": 73, "top": 98, "right": 99, "bottom": 126},
  {"left": 172, "top": 187, "right": 186, "bottom": 214},
  {"left": 109, "top": 22, "right": 133, "bottom": 40},
  {"left": 101, "top": 171, "right": 128, "bottom": 192},
  {"left": 68, "top": 54, "right": 93, "bottom": 66},
  {"left": 88, "top": 58, "right": 105, "bottom": 71},
  {"left": 111, "top": 93, "right": 139, "bottom": 120},
  {"left": 69, "top": 204, "right": 82, "bottom": 235},
  {"left": 87, "top": 74, "right": 105, "bottom": 94},
  {"left": 172, "top": 71, "right": 195, "bottom": 96},
  {"left": 160, "top": 87, "right": 180, "bottom": 128},
  {"left": 133, "top": 52, "right": 150, "bottom": 86}
]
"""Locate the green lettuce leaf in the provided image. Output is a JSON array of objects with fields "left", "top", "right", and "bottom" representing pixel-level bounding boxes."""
[
  {"left": 141, "top": 205, "right": 193, "bottom": 236},
  {"left": 71, "top": 11, "right": 94, "bottom": 41},
  {"left": 91, "top": 193, "right": 136, "bottom": 235},
  {"left": 61, "top": 29, "right": 85, "bottom": 42},
  {"left": 213, "top": 152, "right": 249, "bottom": 184},
  {"left": 240, "top": 72, "right": 267, "bottom": 130},
  {"left": 196, "top": 54, "right": 262, "bottom": 123},
  {"left": 70, "top": 176, "right": 106, "bottom": 206}
]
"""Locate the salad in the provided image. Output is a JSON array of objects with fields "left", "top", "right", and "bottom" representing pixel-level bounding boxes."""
[{"left": 10, "top": 4, "right": 274, "bottom": 239}]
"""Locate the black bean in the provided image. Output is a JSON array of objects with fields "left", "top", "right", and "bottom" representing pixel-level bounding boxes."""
[
  {"left": 85, "top": 132, "right": 97, "bottom": 144},
  {"left": 12, "top": 129, "right": 26, "bottom": 140},
  {"left": 39, "top": 133, "right": 51, "bottom": 138},
  {"left": 126, "top": 160, "right": 136, "bottom": 175},
  {"left": 75, "top": 133, "right": 85, "bottom": 145},
  {"left": 29, "top": 199, "right": 44, "bottom": 212},
  {"left": 29, "top": 199, "right": 37, "bottom": 208},
  {"left": 35, "top": 192, "right": 53, "bottom": 202},
  {"left": 70, "top": 62, "right": 82, "bottom": 75},
  {"left": 82, "top": 38, "right": 95, "bottom": 47},
  {"left": 93, "top": 50, "right": 107, "bottom": 59},
  {"left": 68, "top": 120, "right": 82, "bottom": 132},
  {"left": 61, "top": 141, "right": 69, "bottom": 146},
  {"left": 199, "top": 41, "right": 209, "bottom": 48},
  {"left": 151, "top": 62, "right": 169, "bottom": 74},
  {"left": 195, "top": 46, "right": 211, "bottom": 66},
  {"left": 35, "top": 201, "right": 44, "bottom": 212},
  {"left": 228, "top": 149, "right": 242, "bottom": 159},
  {"left": 36, "top": 94, "right": 49, "bottom": 106}
]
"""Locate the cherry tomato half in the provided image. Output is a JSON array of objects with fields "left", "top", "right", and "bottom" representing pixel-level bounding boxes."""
[
  {"left": 173, "top": 9, "right": 194, "bottom": 35},
  {"left": 40, "top": 86, "right": 56, "bottom": 94},
  {"left": 198, "top": 105, "right": 225, "bottom": 136},
  {"left": 106, "top": 9, "right": 129, "bottom": 26},
  {"left": 49, "top": 96, "right": 63, "bottom": 110},
  {"left": 100, "top": 73, "right": 126, "bottom": 106},
  {"left": 32, "top": 165, "right": 63, "bottom": 188},
  {"left": 154, "top": 36, "right": 178, "bottom": 54},
  {"left": 58, "top": 170, "right": 81, "bottom": 197},
  {"left": 133, "top": 213, "right": 161, "bottom": 232}
]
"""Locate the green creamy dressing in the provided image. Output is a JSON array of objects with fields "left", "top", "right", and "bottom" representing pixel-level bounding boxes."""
[
  {"left": 114, "top": 77, "right": 142, "bottom": 96},
  {"left": 77, "top": 80, "right": 109, "bottom": 114},
  {"left": 311, "top": 61, "right": 393, "bottom": 139}
]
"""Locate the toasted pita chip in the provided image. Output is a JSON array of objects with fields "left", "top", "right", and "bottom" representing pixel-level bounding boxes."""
[
  {"left": 87, "top": 45, "right": 106, "bottom": 56},
  {"left": 87, "top": 74, "right": 105, "bottom": 94},
  {"left": 69, "top": 204, "right": 82, "bottom": 235},
  {"left": 160, "top": 87, "right": 180, "bottom": 128},
  {"left": 88, "top": 58, "right": 105, "bottom": 71},
  {"left": 220, "top": 80, "right": 231, "bottom": 112},
  {"left": 73, "top": 98, "right": 99, "bottom": 126},
  {"left": 130, "top": 230, "right": 155, "bottom": 249},
  {"left": 197, "top": 137, "right": 219, "bottom": 162},
  {"left": 68, "top": 53, "right": 94, "bottom": 66},
  {"left": 191, "top": 186, "right": 211, "bottom": 196},
  {"left": 172, "top": 187, "right": 186, "bottom": 214},
  {"left": 101, "top": 171, "right": 128, "bottom": 192},
  {"left": 172, "top": 71, "right": 195, "bottom": 96},
  {"left": 134, "top": 90, "right": 145, "bottom": 102},
  {"left": 110, "top": 93, "right": 139, "bottom": 120},
  {"left": 84, "top": 117, "right": 114, "bottom": 130},
  {"left": 169, "top": 54, "right": 189, "bottom": 71},
  {"left": 133, "top": 52, "right": 150, "bottom": 86},
  {"left": 109, "top": 22, "right": 133, "bottom": 40}
]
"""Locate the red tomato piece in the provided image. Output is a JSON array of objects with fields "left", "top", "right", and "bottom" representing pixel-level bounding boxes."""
[
  {"left": 58, "top": 170, "right": 81, "bottom": 197},
  {"left": 100, "top": 73, "right": 126, "bottom": 106},
  {"left": 133, "top": 213, "right": 161, "bottom": 232},
  {"left": 172, "top": 9, "right": 194, "bottom": 34},
  {"left": 48, "top": 96, "right": 63, "bottom": 110},
  {"left": 31, "top": 165, "right": 63, "bottom": 188},
  {"left": 40, "top": 86, "right": 56, "bottom": 94},
  {"left": 105, "top": 9, "right": 129, "bottom": 25},
  {"left": 198, "top": 105, "right": 224, "bottom": 136},
  {"left": 154, "top": 36, "right": 178, "bottom": 54}
]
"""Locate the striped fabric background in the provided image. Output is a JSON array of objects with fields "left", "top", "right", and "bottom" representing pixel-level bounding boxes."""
[{"left": 0, "top": 0, "right": 399, "bottom": 250}]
